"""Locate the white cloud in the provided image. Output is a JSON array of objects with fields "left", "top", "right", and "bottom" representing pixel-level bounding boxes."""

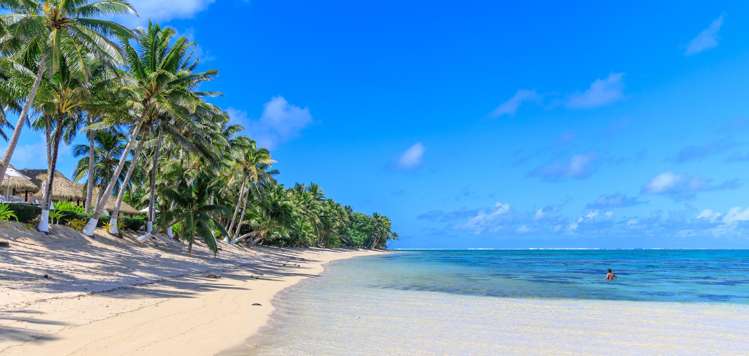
[
  {"left": 491, "top": 89, "right": 539, "bottom": 118},
  {"left": 567, "top": 73, "right": 624, "bottom": 109},
  {"left": 230, "top": 96, "right": 313, "bottom": 150},
  {"left": 128, "top": 0, "right": 215, "bottom": 23},
  {"left": 397, "top": 143, "right": 425, "bottom": 170},
  {"left": 722, "top": 207, "right": 749, "bottom": 225},
  {"left": 529, "top": 153, "right": 597, "bottom": 181},
  {"left": 686, "top": 15, "right": 724, "bottom": 56},
  {"left": 516, "top": 225, "right": 530, "bottom": 234},
  {"left": 642, "top": 172, "right": 739, "bottom": 200},
  {"left": 644, "top": 172, "right": 682, "bottom": 193},
  {"left": 464, "top": 202, "right": 511, "bottom": 233},
  {"left": 696, "top": 209, "right": 722, "bottom": 223}
]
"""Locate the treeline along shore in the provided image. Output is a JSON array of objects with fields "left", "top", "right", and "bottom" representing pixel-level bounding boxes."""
[{"left": 0, "top": 1, "right": 398, "bottom": 251}]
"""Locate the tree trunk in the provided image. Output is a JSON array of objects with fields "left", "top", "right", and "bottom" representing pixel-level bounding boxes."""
[
  {"left": 0, "top": 53, "right": 47, "bottom": 187},
  {"left": 226, "top": 178, "right": 247, "bottom": 239},
  {"left": 82, "top": 123, "right": 143, "bottom": 236},
  {"left": 147, "top": 134, "right": 163, "bottom": 234},
  {"left": 38, "top": 120, "right": 63, "bottom": 233},
  {"left": 84, "top": 117, "right": 96, "bottom": 213},
  {"left": 232, "top": 186, "right": 251, "bottom": 240},
  {"left": 108, "top": 139, "right": 143, "bottom": 235}
]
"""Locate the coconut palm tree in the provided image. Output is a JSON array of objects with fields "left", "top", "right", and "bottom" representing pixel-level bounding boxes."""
[
  {"left": 0, "top": 0, "right": 135, "bottom": 187},
  {"left": 32, "top": 53, "right": 90, "bottom": 232},
  {"left": 229, "top": 144, "right": 276, "bottom": 241},
  {"left": 83, "top": 22, "right": 218, "bottom": 236},
  {"left": 160, "top": 167, "right": 226, "bottom": 255},
  {"left": 73, "top": 128, "right": 129, "bottom": 194}
]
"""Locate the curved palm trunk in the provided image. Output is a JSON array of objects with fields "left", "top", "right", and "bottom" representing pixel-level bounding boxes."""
[
  {"left": 38, "top": 121, "right": 63, "bottom": 233},
  {"left": 226, "top": 178, "right": 247, "bottom": 241},
  {"left": 84, "top": 118, "right": 96, "bottom": 213},
  {"left": 232, "top": 186, "right": 251, "bottom": 240},
  {"left": 108, "top": 140, "right": 143, "bottom": 235},
  {"left": 0, "top": 54, "right": 47, "bottom": 186},
  {"left": 82, "top": 123, "right": 143, "bottom": 236},
  {"left": 146, "top": 134, "right": 163, "bottom": 235}
]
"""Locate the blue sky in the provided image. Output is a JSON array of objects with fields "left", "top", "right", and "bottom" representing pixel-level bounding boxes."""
[{"left": 4, "top": 0, "right": 749, "bottom": 248}]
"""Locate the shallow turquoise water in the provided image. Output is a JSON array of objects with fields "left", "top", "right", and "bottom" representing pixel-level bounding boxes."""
[
  {"left": 369, "top": 250, "right": 749, "bottom": 303},
  {"left": 227, "top": 250, "right": 749, "bottom": 355}
]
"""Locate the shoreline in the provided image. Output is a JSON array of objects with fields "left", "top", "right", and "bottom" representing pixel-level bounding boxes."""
[{"left": 0, "top": 222, "right": 385, "bottom": 355}]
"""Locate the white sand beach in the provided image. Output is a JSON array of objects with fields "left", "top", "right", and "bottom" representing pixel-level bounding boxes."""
[{"left": 0, "top": 222, "right": 381, "bottom": 356}]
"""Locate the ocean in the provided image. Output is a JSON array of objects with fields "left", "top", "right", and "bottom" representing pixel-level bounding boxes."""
[{"left": 227, "top": 250, "right": 749, "bottom": 355}]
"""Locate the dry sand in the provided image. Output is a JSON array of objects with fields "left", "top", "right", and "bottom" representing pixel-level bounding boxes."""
[{"left": 0, "top": 222, "right": 382, "bottom": 355}]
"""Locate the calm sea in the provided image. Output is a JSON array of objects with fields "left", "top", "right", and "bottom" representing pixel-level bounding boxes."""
[{"left": 227, "top": 250, "right": 749, "bottom": 355}]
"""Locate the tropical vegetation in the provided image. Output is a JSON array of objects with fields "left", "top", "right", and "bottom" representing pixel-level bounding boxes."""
[{"left": 0, "top": 1, "right": 396, "bottom": 253}]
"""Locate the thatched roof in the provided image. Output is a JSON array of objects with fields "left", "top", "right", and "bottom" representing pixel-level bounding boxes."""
[
  {"left": 1, "top": 166, "right": 39, "bottom": 193},
  {"left": 92, "top": 188, "right": 140, "bottom": 215},
  {"left": 21, "top": 169, "right": 85, "bottom": 201},
  {"left": 14, "top": 169, "right": 139, "bottom": 215}
]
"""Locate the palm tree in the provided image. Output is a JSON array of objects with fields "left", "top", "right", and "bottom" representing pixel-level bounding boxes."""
[
  {"left": 33, "top": 53, "right": 90, "bottom": 232},
  {"left": 160, "top": 168, "right": 226, "bottom": 255},
  {"left": 0, "top": 0, "right": 135, "bottom": 187},
  {"left": 226, "top": 140, "right": 275, "bottom": 240},
  {"left": 80, "top": 58, "right": 126, "bottom": 212},
  {"left": 73, "top": 128, "right": 129, "bottom": 194},
  {"left": 0, "top": 66, "right": 23, "bottom": 141},
  {"left": 83, "top": 22, "right": 218, "bottom": 236}
]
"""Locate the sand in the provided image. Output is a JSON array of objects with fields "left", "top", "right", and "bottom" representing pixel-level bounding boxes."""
[{"left": 0, "top": 222, "right": 382, "bottom": 355}]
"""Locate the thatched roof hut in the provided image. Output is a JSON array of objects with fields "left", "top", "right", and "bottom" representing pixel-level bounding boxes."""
[
  {"left": 92, "top": 188, "right": 140, "bottom": 215},
  {"left": 21, "top": 169, "right": 86, "bottom": 202},
  {"left": 1, "top": 166, "right": 39, "bottom": 194},
  {"left": 19, "top": 169, "right": 139, "bottom": 215}
]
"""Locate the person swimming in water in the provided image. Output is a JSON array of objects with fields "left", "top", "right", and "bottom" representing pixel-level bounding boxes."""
[{"left": 606, "top": 268, "right": 616, "bottom": 281}]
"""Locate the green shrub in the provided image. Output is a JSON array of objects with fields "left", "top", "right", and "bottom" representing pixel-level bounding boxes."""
[
  {"left": 49, "top": 209, "right": 64, "bottom": 224},
  {"left": 122, "top": 215, "right": 146, "bottom": 231},
  {"left": 53, "top": 201, "right": 88, "bottom": 224},
  {"left": 5, "top": 203, "right": 40, "bottom": 223},
  {"left": 68, "top": 218, "right": 87, "bottom": 230},
  {"left": 0, "top": 203, "right": 18, "bottom": 222}
]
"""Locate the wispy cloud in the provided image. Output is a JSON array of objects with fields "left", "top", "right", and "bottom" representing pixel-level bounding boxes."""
[
  {"left": 528, "top": 153, "right": 597, "bottom": 181},
  {"left": 228, "top": 96, "right": 313, "bottom": 150},
  {"left": 642, "top": 171, "right": 740, "bottom": 200},
  {"left": 396, "top": 143, "right": 426, "bottom": 170},
  {"left": 463, "top": 202, "right": 512, "bottom": 233},
  {"left": 567, "top": 73, "right": 624, "bottom": 109},
  {"left": 420, "top": 200, "right": 749, "bottom": 239},
  {"left": 490, "top": 89, "right": 539, "bottom": 118},
  {"left": 125, "top": 0, "right": 216, "bottom": 24},
  {"left": 672, "top": 140, "right": 735, "bottom": 163},
  {"left": 685, "top": 15, "right": 724, "bottom": 56},
  {"left": 586, "top": 194, "right": 646, "bottom": 209}
]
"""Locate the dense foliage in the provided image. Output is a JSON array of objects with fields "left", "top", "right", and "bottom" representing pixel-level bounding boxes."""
[{"left": 0, "top": 1, "right": 396, "bottom": 253}]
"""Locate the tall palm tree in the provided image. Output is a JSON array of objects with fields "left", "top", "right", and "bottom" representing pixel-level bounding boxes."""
[
  {"left": 33, "top": 53, "right": 90, "bottom": 232},
  {"left": 0, "top": 0, "right": 135, "bottom": 187},
  {"left": 83, "top": 22, "right": 217, "bottom": 236},
  {"left": 228, "top": 143, "right": 275, "bottom": 241}
]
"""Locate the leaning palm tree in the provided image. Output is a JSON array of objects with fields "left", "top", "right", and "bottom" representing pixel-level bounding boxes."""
[
  {"left": 160, "top": 167, "right": 227, "bottom": 255},
  {"left": 0, "top": 0, "right": 135, "bottom": 187},
  {"left": 32, "top": 54, "right": 90, "bottom": 232},
  {"left": 83, "top": 22, "right": 218, "bottom": 236}
]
